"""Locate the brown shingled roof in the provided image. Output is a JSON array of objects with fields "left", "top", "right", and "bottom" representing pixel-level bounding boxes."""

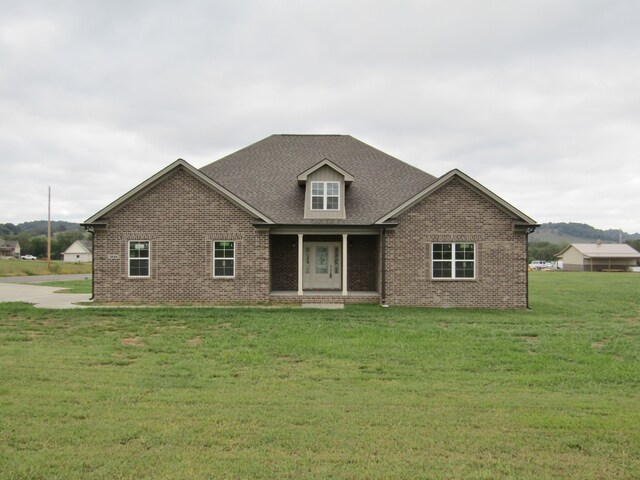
[{"left": 199, "top": 135, "right": 437, "bottom": 225}]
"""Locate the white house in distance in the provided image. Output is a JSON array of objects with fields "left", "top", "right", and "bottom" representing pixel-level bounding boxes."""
[
  {"left": 63, "top": 240, "right": 92, "bottom": 263},
  {"left": 556, "top": 242, "right": 640, "bottom": 272}
]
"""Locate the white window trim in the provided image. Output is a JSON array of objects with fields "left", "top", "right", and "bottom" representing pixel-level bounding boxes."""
[
  {"left": 310, "top": 181, "right": 340, "bottom": 211},
  {"left": 431, "top": 242, "right": 476, "bottom": 280},
  {"left": 213, "top": 240, "right": 236, "bottom": 278},
  {"left": 128, "top": 240, "right": 151, "bottom": 278}
]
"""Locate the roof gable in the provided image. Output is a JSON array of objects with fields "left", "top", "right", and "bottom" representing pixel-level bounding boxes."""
[
  {"left": 64, "top": 240, "right": 92, "bottom": 254},
  {"left": 376, "top": 169, "right": 537, "bottom": 226},
  {"left": 84, "top": 159, "right": 273, "bottom": 225},
  {"left": 297, "top": 158, "right": 354, "bottom": 185}
]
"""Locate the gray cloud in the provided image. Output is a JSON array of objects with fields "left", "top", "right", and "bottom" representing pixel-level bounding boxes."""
[{"left": 1, "top": 0, "right": 638, "bottom": 232}]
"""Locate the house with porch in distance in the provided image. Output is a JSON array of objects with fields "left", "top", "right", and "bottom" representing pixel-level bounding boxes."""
[
  {"left": 82, "top": 135, "right": 538, "bottom": 308},
  {"left": 0, "top": 239, "right": 20, "bottom": 258}
]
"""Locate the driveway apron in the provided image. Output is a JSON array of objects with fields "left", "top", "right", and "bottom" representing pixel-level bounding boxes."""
[{"left": 0, "top": 283, "right": 90, "bottom": 309}]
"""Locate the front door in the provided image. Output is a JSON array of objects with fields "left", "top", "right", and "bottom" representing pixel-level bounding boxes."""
[{"left": 303, "top": 242, "right": 341, "bottom": 290}]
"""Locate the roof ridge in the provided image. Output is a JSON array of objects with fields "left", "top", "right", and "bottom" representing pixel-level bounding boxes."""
[{"left": 275, "top": 134, "right": 349, "bottom": 137}]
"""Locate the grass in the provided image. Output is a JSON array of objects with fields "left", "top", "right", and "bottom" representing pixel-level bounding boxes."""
[
  {"left": 0, "top": 272, "right": 639, "bottom": 479},
  {"left": 36, "top": 279, "right": 92, "bottom": 294},
  {"left": 0, "top": 259, "right": 92, "bottom": 277}
]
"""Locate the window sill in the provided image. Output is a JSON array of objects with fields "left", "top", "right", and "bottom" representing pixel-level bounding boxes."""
[{"left": 431, "top": 278, "right": 477, "bottom": 282}]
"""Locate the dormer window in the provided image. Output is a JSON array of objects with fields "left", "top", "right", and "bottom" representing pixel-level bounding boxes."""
[
  {"left": 311, "top": 181, "right": 340, "bottom": 210},
  {"left": 298, "top": 159, "right": 352, "bottom": 219}
]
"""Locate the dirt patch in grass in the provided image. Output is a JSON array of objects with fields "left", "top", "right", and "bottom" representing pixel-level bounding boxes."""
[
  {"left": 187, "top": 337, "right": 201, "bottom": 346},
  {"left": 591, "top": 340, "right": 608, "bottom": 350},
  {"left": 121, "top": 337, "right": 144, "bottom": 347}
]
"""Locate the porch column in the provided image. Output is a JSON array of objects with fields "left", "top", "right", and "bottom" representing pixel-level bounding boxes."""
[
  {"left": 297, "top": 234, "right": 304, "bottom": 295},
  {"left": 342, "top": 234, "right": 348, "bottom": 296}
]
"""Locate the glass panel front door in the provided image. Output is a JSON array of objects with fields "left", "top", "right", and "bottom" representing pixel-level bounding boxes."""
[
  {"left": 302, "top": 242, "right": 341, "bottom": 290},
  {"left": 316, "top": 247, "right": 328, "bottom": 274}
]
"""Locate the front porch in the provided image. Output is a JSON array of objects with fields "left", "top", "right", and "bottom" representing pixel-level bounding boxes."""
[{"left": 269, "top": 232, "right": 381, "bottom": 304}]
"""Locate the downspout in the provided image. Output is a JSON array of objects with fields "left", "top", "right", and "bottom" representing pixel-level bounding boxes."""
[
  {"left": 86, "top": 226, "right": 95, "bottom": 301},
  {"left": 525, "top": 226, "right": 536, "bottom": 310},
  {"left": 381, "top": 228, "right": 387, "bottom": 306},
  {"left": 526, "top": 231, "right": 530, "bottom": 309}
]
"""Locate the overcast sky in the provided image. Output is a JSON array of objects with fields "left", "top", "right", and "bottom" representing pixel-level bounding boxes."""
[{"left": 1, "top": 0, "right": 639, "bottom": 233}]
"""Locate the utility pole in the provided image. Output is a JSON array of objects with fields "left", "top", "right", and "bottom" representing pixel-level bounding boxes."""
[{"left": 47, "top": 186, "right": 51, "bottom": 271}]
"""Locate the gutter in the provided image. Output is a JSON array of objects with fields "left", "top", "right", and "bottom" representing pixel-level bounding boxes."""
[{"left": 82, "top": 224, "right": 97, "bottom": 301}]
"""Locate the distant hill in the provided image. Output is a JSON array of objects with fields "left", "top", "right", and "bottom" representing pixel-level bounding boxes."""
[
  {"left": 0, "top": 220, "right": 82, "bottom": 237},
  {"left": 530, "top": 222, "right": 640, "bottom": 244}
]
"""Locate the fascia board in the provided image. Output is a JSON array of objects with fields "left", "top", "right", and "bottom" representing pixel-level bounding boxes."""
[
  {"left": 376, "top": 169, "right": 537, "bottom": 226},
  {"left": 84, "top": 159, "right": 274, "bottom": 224},
  {"left": 297, "top": 158, "right": 354, "bottom": 182}
]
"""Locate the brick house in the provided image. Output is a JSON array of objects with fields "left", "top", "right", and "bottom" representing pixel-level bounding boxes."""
[{"left": 83, "top": 135, "right": 538, "bottom": 307}]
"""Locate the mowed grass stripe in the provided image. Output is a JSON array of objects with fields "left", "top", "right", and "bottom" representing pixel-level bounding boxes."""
[{"left": 0, "top": 272, "right": 639, "bottom": 479}]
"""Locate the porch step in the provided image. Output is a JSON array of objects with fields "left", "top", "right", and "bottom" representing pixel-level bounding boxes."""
[{"left": 301, "top": 303, "right": 344, "bottom": 310}]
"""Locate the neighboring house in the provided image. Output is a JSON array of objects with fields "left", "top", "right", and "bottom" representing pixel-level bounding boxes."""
[
  {"left": 0, "top": 239, "right": 20, "bottom": 258},
  {"left": 556, "top": 243, "right": 640, "bottom": 272},
  {"left": 63, "top": 240, "right": 93, "bottom": 263},
  {"left": 83, "top": 135, "right": 538, "bottom": 307}
]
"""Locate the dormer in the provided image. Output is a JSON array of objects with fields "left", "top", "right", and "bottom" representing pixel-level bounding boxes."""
[{"left": 297, "top": 158, "right": 354, "bottom": 220}]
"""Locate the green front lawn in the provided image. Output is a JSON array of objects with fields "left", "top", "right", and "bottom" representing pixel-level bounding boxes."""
[{"left": 0, "top": 272, "right": 638, "bottom": 479}]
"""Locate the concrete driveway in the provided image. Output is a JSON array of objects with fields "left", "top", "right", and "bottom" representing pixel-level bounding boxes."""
[{"left": 0, "top": 275, "right": 91, "bottom": 309}]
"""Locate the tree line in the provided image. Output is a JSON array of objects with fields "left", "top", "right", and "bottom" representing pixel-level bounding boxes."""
[{"left": 0, "top": 221, "right": 88, "bottom": 260}]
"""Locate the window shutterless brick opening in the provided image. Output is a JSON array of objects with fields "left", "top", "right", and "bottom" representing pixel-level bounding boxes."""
[
  {"left": 128, "top": 240, "right": 150, "bottom": 278},
  {"left": 431, "top": 242, "right": 476, "bottom": 280},
  {"left": 213, "top": 240, "right": 235, "bottom": 278}
]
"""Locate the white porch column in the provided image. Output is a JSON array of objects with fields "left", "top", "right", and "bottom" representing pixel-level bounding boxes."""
[
  {"left": 342, "top": 234, "right": 348, "bottom": 296},
  {"left": 297, "top": 234, "right": 304, "bottom": 295}
]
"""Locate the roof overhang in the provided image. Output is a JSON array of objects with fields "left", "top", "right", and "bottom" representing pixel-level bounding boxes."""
[
  {"left": 83, "top": 159, "right": 274, "bottom": 226},
  {"left": 556, "top": 244, "right": 640, "bottom": 258},
  {"left": 297, "top": 158, "right": 354, "bottom": 185},
  {"left": 375, "top": 169, "right": 537, "bottom": 226}
]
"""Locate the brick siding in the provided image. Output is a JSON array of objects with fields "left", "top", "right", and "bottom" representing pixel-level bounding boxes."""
[
  {"left": 93, "top": 167, "right": 269, "bottom": 303},
  {"left": 347, "top": 235, "right": 378, "bottom": 291},
  {"left": 94, "top": 169, "right": 527, "bottom": 308},
  {"left": 384, "top": 178, "right": 528, "bottom": 308},
  {"left": 270, "top": 235, "right": 297, "bottom": 290}
]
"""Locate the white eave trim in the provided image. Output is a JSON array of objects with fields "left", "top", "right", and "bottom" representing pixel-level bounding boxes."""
[
  {"left": 375, "top": 169, "right": 537, "bottom": 225},
  {"left": 297, "top": 158, "right": 354, "bottom": 184},
  {"left": 84, "top": 158, "right": 274, "bottom": 225}
]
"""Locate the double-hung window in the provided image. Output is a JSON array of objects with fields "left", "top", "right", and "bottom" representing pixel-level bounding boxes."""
[
  {"left": 214, "top": 241, "right": 235, "bottom": 277},
  {"left": 311, "top": 181, "right": 340, "bottom": 210},
  {"left": 432, "top": 242, "right": 475, "bottom": 279},
  {"left": 128, "top": 240, "right": 150, "bottom": 277}
]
